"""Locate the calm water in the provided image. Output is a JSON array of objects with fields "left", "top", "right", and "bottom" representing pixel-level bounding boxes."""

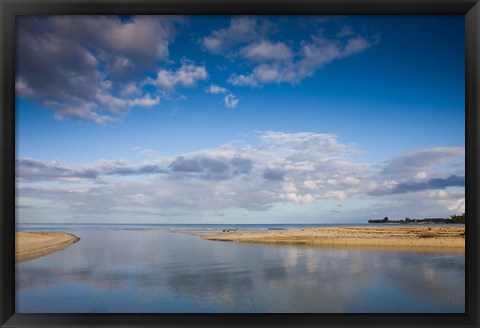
[{"left": 16, "top": 224, "right": 465, "bottom": 313}]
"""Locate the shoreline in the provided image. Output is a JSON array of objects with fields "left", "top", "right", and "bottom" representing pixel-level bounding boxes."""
[
  {"left": 16, "top": 231, "right": 80, "bottom": 263},
  {"left": 200, "top": 226, "right": 465, "bottom": 250}
]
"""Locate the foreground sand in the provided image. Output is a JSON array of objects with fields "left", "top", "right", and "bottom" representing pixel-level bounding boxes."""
[
  {"left": 16, "top": 231, "right": 80, "bottom": 263},
  {"left": 201, "top": 226, "right": 465, "bottom": 250}
]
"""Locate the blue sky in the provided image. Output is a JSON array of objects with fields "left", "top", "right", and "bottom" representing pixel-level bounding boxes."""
[{"left": 15, "top": 15, "right": 465, "bottom": 224}]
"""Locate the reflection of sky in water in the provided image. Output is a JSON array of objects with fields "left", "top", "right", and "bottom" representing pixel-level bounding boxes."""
[{"left": 16, "top": 226, "right": 465, "bottom": 313}]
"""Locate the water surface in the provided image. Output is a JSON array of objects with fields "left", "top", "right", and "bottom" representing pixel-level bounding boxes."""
[{"left": 16, "top": 224, "right": 465, "bottom": 313}]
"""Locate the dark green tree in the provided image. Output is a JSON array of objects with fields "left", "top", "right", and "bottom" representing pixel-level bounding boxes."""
[{"left": 450, "top": 213, "right": 465, "bottom": 223}]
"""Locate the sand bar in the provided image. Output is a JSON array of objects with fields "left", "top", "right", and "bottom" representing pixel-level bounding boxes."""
[
  {"left": 201, "top": 226, "right": 465, "bottom": 250},
  {"left": 16, "top": 231, "right": 80, "bottom": 263}
]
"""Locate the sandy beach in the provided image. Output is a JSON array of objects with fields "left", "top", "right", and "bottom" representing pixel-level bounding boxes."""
[
  {"left": 16, "top": 231, "right": 80, "bottom": 263},
  {"left": 201, "top": 226, "right": 465, "bottom": 250}
]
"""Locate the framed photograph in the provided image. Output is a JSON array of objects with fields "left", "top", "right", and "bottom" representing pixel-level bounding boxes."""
[{"left": 1, "top": 0, "right": 479, "bottom": 327}]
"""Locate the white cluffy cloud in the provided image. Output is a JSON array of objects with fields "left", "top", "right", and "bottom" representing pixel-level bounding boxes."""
[
  {"left": 17, "top": 131, "right": 464, "bottom": 223},
  {"left": 201, "top": 17, "right": 375, "bottom": 88},
  {"left": 206, "top": 84, "right": 228, "bottom": 94},
  {"left": 241, "top": 40, "right": 294, "bottom": 61},
  {"left": 224, "top": 94, "right": 239, "bottom": 108},
  {"left": 201, "top": 17, "right": 270, "bottom": 54},
  {"left": 17, "top": 16, "right": 376, "bottom": 123},
  {"left": 146, "top": 61, "right": 208, "bottom": 90},
  {"left": 16, "top": 16, "right": 184, "bottom": 124},
  {"left": 228, "top": 35, "right": 372, "bottom": 87},
  {"left": 205, "top": 84, "right": 239, "bottom": 108}
]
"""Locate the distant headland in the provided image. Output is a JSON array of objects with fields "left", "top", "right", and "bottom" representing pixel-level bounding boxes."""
[{"left": 368, "top": 213, "right": 465, "bottom": 224}]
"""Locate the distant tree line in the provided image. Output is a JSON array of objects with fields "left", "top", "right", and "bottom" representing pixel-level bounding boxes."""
[
  {"left": 368, "top": 213, "right": 465, "bottom": 224},
  {"left": 449, "top": 213, "right": 465, "bottom": 223}
]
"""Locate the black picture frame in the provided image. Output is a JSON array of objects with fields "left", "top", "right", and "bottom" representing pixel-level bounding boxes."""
[{"left": 1, "top": 0, "right": 478, "bottom": 327}]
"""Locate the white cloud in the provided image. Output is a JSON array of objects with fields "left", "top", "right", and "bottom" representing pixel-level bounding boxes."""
[
  {"left": 201, "top": 17, "right": 269, "bottom": 54},
  {"left": 92, "top": 90, "right": 160, "bottom": 117},
  {"left": 369, "top": 175, "right": 464, "bottom": 196},
  {"left": 224, "top": 94, "right": 239, "bottom": 108},
  {"left": 46, "top": 101, "right": 115, "bottom": 125},
  {"left": 229, "top": 35, "right": 372, "bottom": 88},
  {"left": 200, "top": 17, "right": 374, "bottom": 88},
  {"left": 120, "top": 82, "right": 142, "bottom": 97},
  {"left": 381, "top": 147, "right": 465, "bottom": 179},
  {"left": 205, "top": 84, "right": 239, "bottom": 109},
  {"left": 206, "top": 84, "right": 228, "bottom": 94},
  {"left": 15, "top": 79, "right": 35, "bottom": 97},
  {"left": 447, "top": 198, "right": 465, "bottom": 213},
  {"left": 415, "top": 171, "right": 428, "bottom": 180},
  {"left": 49, "top": 15, "right": 184, "bottom": 67},
  {"left": 146, "top": 61, "right": 208, "bottom": 90},
  {"left": 324, "top": 190, "right": 348, "bottom": 200},
  {"left": 127, "top": 94, "right": 161, "bottom": 107},
  {"left": 343, "top": 176, "right": 360, "bottom": 185},
  {"left": 16, "top": 16, "right": 182, "bottom": 124},
  {"left": 16, "top": 133, "right": 465, "bottom": 223},
  {"left": 228, "top": 74, "right": 261, "bottom": 88},
  {"left": 303, "top": 180, "right": 318, "bottom": 190},
  {"left": 241, "top": 40, "right": 294, "bottom": 61}
]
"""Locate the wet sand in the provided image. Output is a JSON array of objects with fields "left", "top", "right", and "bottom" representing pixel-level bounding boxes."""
[
  {"left": 16, "top": 231, "right": 80, "bottom": 263},
  {"left": 201, "top": 226, "right": 465, "bottom": 250}
]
